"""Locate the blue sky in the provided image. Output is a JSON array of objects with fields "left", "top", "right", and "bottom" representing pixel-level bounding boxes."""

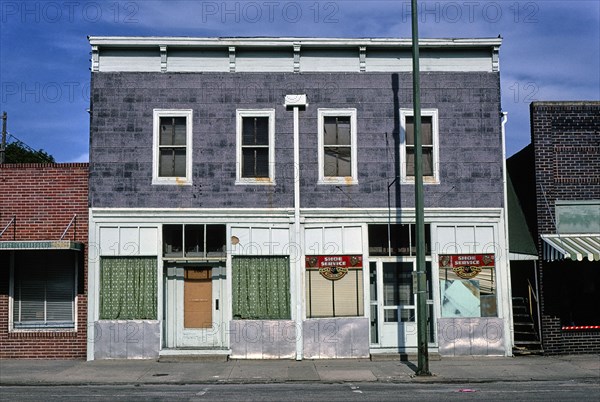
[{"left": 1, "top": 0, "right": 599, "bottom": 162}]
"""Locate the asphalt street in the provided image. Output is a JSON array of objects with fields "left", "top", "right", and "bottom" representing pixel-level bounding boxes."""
[{"left": 2, "top": 380, "right": 599, "bottom": 401}]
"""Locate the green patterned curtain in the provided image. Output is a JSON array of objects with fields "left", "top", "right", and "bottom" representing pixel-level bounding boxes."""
[
  {"left": 232, "top": 256, "right": 290, "bottom": 319},
  {"left": 99, "top": 257, "right": 157, "bottom": 320}
]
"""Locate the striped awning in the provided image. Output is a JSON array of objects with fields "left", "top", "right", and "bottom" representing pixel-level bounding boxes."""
[{"left": 541, "top": 234, "right": 600, "bottom": 262}]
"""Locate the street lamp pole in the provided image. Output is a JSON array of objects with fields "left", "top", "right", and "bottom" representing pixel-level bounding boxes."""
[{"left": 410, "top": 0, "right": 431, "bottom": 376}]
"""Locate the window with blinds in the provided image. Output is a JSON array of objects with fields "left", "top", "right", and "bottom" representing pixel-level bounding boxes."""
[
  {"left": 12, "top": 251, "right": 76, "bottom": 329},
  {"left": 306, "top": 268, "right": 364, "bottom": 318}
]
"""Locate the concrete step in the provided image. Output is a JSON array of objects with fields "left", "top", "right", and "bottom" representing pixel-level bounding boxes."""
[
  {"left": 370, "top": 352, "right": 442, "bottom": 362},
  {"left": 158, "top": 354, "right": 229, "bottom": 362}
]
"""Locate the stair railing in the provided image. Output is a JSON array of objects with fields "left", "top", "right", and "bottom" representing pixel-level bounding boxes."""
[{"left": 527, "top": 277, "right": 542, "bottom": 343}]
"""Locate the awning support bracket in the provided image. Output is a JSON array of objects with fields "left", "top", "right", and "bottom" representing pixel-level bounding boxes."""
[
  {"left": 0, "top": 216, "right": 16, "bottom": 240},
  {"left": 60, "top": 214, "right": 77, "bottom": 241}
]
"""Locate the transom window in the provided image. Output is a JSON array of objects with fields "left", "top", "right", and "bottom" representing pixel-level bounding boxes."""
[
  {"left": 368, "top": 223, "right": 432, "bottom": 257},
  {"left": 152, "top": 109, "right": 193, "bottom": 185},
  {"left": 163, "top": 224, "right": 226, "bottom": 259},
  {"left": 400, "top": 109, "right": 439, "bottom": 184},
  {"left": 318, "top": 109, "right": 358, "bottom": 185},
  {"left": 236, "top": 109, "right": 275, "bottom": 184}
]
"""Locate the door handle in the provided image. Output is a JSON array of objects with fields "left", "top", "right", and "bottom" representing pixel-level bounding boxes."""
[{"left": 216, "top": 299, "right": 219, "bottom": 310}]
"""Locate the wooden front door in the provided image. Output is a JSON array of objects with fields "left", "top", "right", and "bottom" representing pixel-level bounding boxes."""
[{"left": 184, "top": 267, "right": 212, "bottom": 329}]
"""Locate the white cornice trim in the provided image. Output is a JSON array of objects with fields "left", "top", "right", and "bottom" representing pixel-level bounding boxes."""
[{"left": 88, "top": 36, "right": 502, "bottom": 48}]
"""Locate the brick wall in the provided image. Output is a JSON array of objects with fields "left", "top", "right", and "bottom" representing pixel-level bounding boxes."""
[
  {"left": 531, "top": 101, "right": 600, "bottom": 354},
  {"left": 0, "top": 163, "right": 89, "bottom": 359}
]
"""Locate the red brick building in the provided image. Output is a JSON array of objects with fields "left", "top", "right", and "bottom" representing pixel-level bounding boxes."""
[{"left": 0, "top": 163, "right": 88, "bottom": 359}]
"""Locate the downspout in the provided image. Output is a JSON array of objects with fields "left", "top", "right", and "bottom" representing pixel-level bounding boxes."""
[
  {"left": 500, "top": 112, "right": 513, "bottom": 355},
  {"left": 285, "top": 95, "right": 307, "bottom": 361}
]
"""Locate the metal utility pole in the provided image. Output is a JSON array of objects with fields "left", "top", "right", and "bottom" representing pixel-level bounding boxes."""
[
  {"left": 410, "top": 0, "right": 431, "bottom": 376},
  {"left": 0, "top": 112, "right": 6, "bottom": 164}
]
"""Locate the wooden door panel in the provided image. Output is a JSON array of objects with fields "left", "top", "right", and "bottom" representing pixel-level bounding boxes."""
[{"left": 184, "top": 268, "right": 212, "bottom": 328}]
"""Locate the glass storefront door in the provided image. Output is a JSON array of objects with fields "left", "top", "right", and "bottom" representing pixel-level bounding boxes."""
[{"left": 370, "top": 258, "right": 435, "bottom": 350}]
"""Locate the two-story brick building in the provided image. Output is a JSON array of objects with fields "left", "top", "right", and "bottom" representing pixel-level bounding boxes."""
[
  {"left": 0, "top": 163, "right": 88, "bottom": 359},
  {"left": 86, "top": 37, "right": 511, "bottom": 360},
  {"left": 529, "top": 102, "right": 600, "bottom": 354}
]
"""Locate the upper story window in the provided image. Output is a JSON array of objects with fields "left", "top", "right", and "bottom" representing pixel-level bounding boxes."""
[
  {"left": 152, "top": 109, "right": 193, "bottom": 185},
  {"left": 236, "top": 109, "right": 275, "bottom": 185},
  {"left": 318, "top": 108, "right": 358, "bottom": 185},
  {"left": 400, "top": 109, "right": 439, "bottom": 184}
]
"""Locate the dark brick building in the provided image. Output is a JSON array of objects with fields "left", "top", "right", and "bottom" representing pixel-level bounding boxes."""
[
  {"left": 0, "top": 163, "right": 88, "bottom": 359},
  {"left": 511, "top": 101, "right": 600, "bottom": 355}
]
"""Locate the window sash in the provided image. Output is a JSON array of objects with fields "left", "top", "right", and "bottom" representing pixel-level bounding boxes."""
[
  {"left": 159, "top": 147, "right": 187, "bottom": 177},
  {"left": 241, "top": 147, "right": 269, "bottom": 178},
  {"left": 323, "top": 116, "right": 351, "bottom": 146},
  {"left": 242, "top": 116, "right": 269, "bottom": 146},
  {"left": 159, "top": 116, "right": 187, "bottom": 146},
  {"left": 405, "top": 147, "right": 434, "bottom": 176},
  {"left": 324, "top": 146, "right": 352, "bottom": 177}
]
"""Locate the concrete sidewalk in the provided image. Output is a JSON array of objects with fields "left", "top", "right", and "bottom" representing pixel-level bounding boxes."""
[{"left": 1, "top": 355, "right": 598, "bottom": 386}]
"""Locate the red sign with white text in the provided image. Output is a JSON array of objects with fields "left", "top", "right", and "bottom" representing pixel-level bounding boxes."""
[
  {"left": 305, "top": 255, "right": 363, "bottom": 281},
  {"left": 439, "top": 254, "right": 494, "bottom": 279},
  {"left": 305, "top": 255, "right": 363, "bottom": 269}
]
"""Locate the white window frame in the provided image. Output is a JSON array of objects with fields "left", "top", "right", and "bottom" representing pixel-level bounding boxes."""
[
  {"left": 235, "top": 109, "right": 276, "bottom": 185},
  {"left": 400, "top": 108, "right": 440, "bottom": 184},
  {"left": 152, "top": 109, "right": 193, "bottom": 185},
  {"left": 317, "top": 108, "right": 358, "bottom": 185}
]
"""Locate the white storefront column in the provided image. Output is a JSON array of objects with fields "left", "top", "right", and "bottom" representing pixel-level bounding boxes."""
[{"left": 285, "top": 94, "right": 308, "bottom": 361}]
